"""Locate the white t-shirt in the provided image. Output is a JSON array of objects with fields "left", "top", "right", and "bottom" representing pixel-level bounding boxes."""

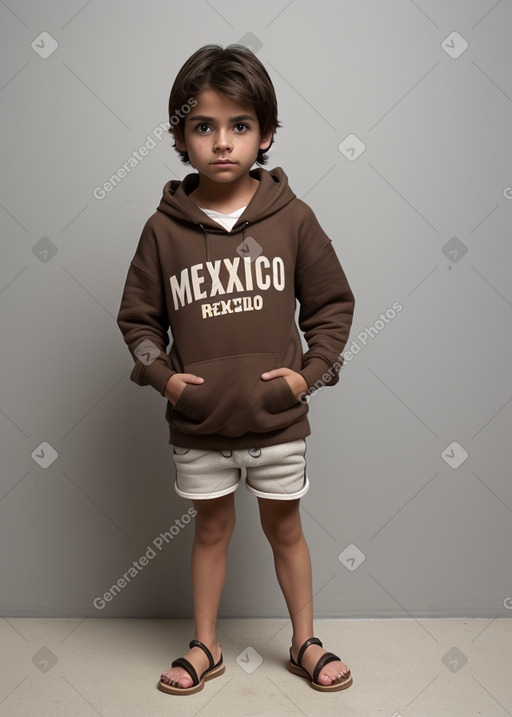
[{"left": 200, "top": 206, "right": 247, "bottom": 232}]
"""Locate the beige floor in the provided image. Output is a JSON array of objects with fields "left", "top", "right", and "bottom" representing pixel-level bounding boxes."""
[{"left": 0, "top": 617, "right": 510, "bottom": 716}]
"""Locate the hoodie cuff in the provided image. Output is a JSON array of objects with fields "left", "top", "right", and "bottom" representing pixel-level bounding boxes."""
[
  {"left": 130, "top": 360, "right": 176, "bottom": 397},
  {"left": 299, "top": 357, "right": 342, "bottom": 392}
]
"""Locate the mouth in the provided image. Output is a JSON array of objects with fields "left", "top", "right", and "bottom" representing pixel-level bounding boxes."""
[{"left": 211, "top": 159, "right": 236, "bottom": 165}]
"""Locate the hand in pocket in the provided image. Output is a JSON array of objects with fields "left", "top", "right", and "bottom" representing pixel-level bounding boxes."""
[
  {"left": 260, "top": 367, "right": 307, "bottom": 400},
  {"left": 164, "top": 373, "right": 204, "bottom": 405}
]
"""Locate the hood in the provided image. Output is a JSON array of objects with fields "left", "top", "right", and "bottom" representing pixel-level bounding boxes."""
[{"left": 156, "top": 166, "right": 296, "bottom": 233}]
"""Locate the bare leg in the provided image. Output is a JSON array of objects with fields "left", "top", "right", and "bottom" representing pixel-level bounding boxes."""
[
  {"left": 258, "top": 498, "right": 350, "bottom": 687},
  {"left": 161, "top": 492, "right": 236, "bottom": 688}
]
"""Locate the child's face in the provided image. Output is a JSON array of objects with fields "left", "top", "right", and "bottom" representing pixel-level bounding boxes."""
[{"left": 175, "top": 88, "right": 272, "bottom": 185}]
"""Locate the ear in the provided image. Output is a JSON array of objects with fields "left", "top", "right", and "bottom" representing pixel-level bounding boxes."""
[
  {"left": 173, "top": 129, "right": 187, "bottom": 153},
  {"left": 259, "top": 129, "right": 274, "bottom": 153}
]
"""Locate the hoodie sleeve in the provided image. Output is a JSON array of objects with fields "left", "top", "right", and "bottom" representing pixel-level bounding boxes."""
[
  {"left": 117, "top": 219, "right": 175, "bottom": 396},
  {"left": 294, "top": 204, "right": 355, "bottom": 390}
]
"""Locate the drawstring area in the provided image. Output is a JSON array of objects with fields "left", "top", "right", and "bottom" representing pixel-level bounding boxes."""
[
  {"left": 239, "top": 222, "right": 250, "bottom": 253},
  {"left": 199, "top": 223, "right": 211, "bottom": 262},
  {"left": 199, "top": 220, "right": 250, "bottom": 262}
]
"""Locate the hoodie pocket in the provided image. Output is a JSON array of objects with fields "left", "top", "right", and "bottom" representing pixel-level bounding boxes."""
[{"left": 171, "top": 353, "right": 308, "bottom": 438}]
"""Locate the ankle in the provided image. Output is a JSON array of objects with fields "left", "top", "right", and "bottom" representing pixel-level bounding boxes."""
[
  {"left": 292, "top": 632, "right": 315, "bottom": 648},
  {"left": 291, "top": 637, "right": 308, "bottom": 657},
  {"left": 193, "top": 636, "right": 220, "bottom": 653}
]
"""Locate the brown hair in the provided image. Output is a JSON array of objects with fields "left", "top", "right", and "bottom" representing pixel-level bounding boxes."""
[{"left": 168, "top": 44, "right": 281, "bottom": 165}]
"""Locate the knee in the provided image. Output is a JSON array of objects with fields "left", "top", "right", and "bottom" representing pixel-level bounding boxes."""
[
  {"left": 261, "top": 513, "right": 302, "bottom": 549},
  {"left": 194, "top": 509, "right": 235, "bottom": 546}
]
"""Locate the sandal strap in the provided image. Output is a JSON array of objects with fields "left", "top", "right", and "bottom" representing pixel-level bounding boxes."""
[
  {"left": 312, "top": 651, "right": 341, "bottom": 685},
  {"left": 189, "top": 639, "right": 214, "bottom": 671},
  {"left": 171, "top": 657, "right": 198, "bottom": 686},
  {"left": 296, "top": 637, "right": 323, "bottom": 667}
]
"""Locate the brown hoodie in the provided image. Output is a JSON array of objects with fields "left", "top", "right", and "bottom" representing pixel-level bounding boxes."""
[{"left": 117, "top": 167, "right": 355, "bottom": 449}]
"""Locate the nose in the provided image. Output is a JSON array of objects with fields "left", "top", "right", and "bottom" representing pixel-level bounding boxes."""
[{"left": 214, "top": 129, "right": 232, "bottom": 152}]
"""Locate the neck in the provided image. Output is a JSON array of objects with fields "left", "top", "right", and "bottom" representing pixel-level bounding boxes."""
[{"left": 190, "top": 173, "right": 259, "bottom": 212}]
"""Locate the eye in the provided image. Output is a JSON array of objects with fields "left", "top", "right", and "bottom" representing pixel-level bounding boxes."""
[
  {"left": 234, "top": 123, "right": 249, "bottom": 132},
  {"left": 195, "top": 123, "right": 212, "bottom": 134}
]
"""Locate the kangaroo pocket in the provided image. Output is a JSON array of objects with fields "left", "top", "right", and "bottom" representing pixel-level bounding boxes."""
[{"left": 171, "top": 353, "right": 308, "bottom": 438}]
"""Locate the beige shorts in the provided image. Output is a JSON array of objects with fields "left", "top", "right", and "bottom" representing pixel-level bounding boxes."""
[{"left": 173, "top": 439, "right": 309, "bottom": 501}]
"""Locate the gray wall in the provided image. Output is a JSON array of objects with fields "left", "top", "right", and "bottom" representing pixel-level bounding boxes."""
[{"left": 1, "top": 0, "right": 511, "bottom": 619}]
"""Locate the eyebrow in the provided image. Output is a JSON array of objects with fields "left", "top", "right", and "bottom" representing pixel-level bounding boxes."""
[{"left": 187, "top": 114, "right": 256, "bottom": 123}]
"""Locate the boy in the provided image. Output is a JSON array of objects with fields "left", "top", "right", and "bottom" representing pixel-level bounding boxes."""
[{"left": 117, "top": 44, "right": 355, "bottom": 695}]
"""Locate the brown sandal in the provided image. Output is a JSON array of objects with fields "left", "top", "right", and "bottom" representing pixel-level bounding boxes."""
[
  {"left": 286, "top": 637, "right": 353, "bottom": 692},
  {"left": 158, "top": 639, "right": 225, "bottom": 695}
]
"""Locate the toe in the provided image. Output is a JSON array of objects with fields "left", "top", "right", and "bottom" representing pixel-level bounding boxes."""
[
  {"left": 177, "top": 675, "right": 193, "bottom": 688},
  {"left": 319, "top": 662, "right": 351, "bottom": 686},
  {"left": 317, "top": 671, "right": 334, "bottom": 685},
  {"left": 160, "top": 668, "right": 193, "bottom": 689}
]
